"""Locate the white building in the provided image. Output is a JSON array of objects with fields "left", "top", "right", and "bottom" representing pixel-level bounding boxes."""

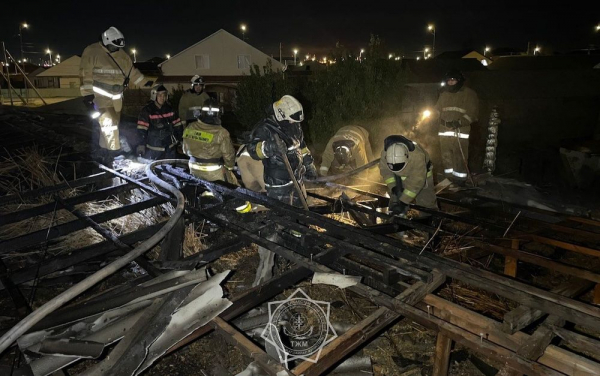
[
  {"left": 34, "top": 55, "right": 81, "bottom": 89},
  {"left": 158, "top": 29, "right": 284, "bottom": 104}
]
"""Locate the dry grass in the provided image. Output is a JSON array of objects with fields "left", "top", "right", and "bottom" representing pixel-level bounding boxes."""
[
  {"left": 183, "top": 222, "right": 208, "bottom": 257},
  {"left": 439, "top": 281, "right": 516, "bottom": 320},
  {"left": 0, "top": 146, "right": 63, "bottom": 195}
]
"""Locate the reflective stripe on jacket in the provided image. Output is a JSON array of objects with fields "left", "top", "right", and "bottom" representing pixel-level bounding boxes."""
[
  {"left": 79, "top": 42, "right": 144, "bottom": 98},
  {"left": 379, "top": 143, "right": 433, "bottom": 205},
  {"left": 320, "top": 125, "right": 374, "bottom": 175},
  {"left": 137, "top": 101, "right": 182, "bottom": 149},
  {"left": 182, "top": 120, "right": 235, "bottom": 169}
]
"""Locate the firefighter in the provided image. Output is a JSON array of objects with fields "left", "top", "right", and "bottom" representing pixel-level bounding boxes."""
[
  {"left": 80, "top": 26, "right": 145, "bottom": 164},
  {"left": 136, "top": 85, "right": 182, "bottom": 160},
  {"left": 246, "top": 95, "right": 317, "bottom": 286},
  {"left": 178, "top": 75, "right": 210, "bottom": 125},
  {"left": 434, "top": 69, "right": 479, "bottom": 184},
  {"left": 247, "top": 95, "right": 317, "bottom": 205},
  {"left": 380, "top": 135, "right": 437, "bottom": 217},
  {"left": 182, "top": 98, "right": 236, "bottom": 183},
  {"left": 319, "top": 125, "right": 374, "bottom": 176}
]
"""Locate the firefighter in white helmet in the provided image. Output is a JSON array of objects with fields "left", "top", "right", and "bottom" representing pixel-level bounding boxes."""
[
  {"left": 246, "top": 95, "right": 317, "bottom": 286},
  {"left": 379, "top": 135, "right": 438, "bottom": 217},
  {"left": 319, "top": 125, "right": 374, "bottom": 177},
  {"left": 80, "top": 26, "right": 145, "bottom": 164},
  {"left": 178, "top": 75, "right": 210, "bottom": 125}
]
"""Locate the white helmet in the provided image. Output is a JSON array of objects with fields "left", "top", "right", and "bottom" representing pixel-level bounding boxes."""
[
  {"left": 273, "top": 95, "right": 304, "bottom": 123},
  {"left": 150, "top": 84, "right": 168, "bottom": 102},
  {"left": 191, "top": 75, "right": 204, "bottom": 87},
  {"left": 101, "top": 27, "right": 125, "bottom": 48},
  {"left": 386, "top": 143, "right": 409, "bottom": 172}
]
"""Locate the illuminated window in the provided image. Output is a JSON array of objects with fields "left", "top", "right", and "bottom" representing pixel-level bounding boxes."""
[
  {"left": 237, "top": 55, "right": 251, "bottom": 69},
  {"left": 195, "top": 55, "right": 209, "bottom": 69}
]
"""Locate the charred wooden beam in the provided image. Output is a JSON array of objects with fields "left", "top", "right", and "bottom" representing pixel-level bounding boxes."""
[
  {"left": 0, "top": 172, "right": 109, "bottom": 206},
  {"left": 56, "top": 196, "right": 161, "bottom": 277},
  {"left": 213, "top": 317, "right": 295, "bottom": 376},
  {"left": 503, "top": 279, "right": 594, "bottom": 334},
  {"left": 0, "top": 180, "right": 147, "bottom": 226},
  {"left": 0, "top": 223, "right": 164, "bottom": 292},
  {"left": 0, "top": 196, "right": 165, "bottom": 254},
  {"left": 551, "top": 326, "right": 600, "bottom": 360}
]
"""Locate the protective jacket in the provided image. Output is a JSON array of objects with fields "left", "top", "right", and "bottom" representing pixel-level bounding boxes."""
[
  {"left": 137, "top": 101, "right": 182, "bottom": 153},
  {"left": 379, "top": 142, "right": 437, "bottom": 208},
  {"left": 236, "top": 145, "right": 265, "bottom": 192},
  {"left": 80, "top": 42, "right": 144, "bottom": 151},
  {"left": 320, "top": 125, "right": 374, "bottom": 176},
  {"left": 435, "top": 86, "right": 479, "bottom": 180},
  {"left": 182, "top": 119, "right": 235, "bottom": 180},
  {"left": 247, "top": 116, "right": 315, "bottom": 187},
  {"left": 178, "top": 90, "right": 210, "bottom": 124}
]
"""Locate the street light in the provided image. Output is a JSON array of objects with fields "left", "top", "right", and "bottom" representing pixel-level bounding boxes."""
[
  {"left": 428, "top": 24, "right": 436, "bottom": 57},
  {"left": 596, "top": 24, "right": 600, "bottom": 32},
  {"left": 166, "top": 54, "right": 170, "bottom": 59},
  {"left": 56, "top": 54, "right": 60, "bottom": 63},
  {"left": 423, "top": 47, "right": 429, "bottom": 59},
  {"left": 484, "top": 46, "right": 490, "bottom": 56},
  {"left": 534, "top": 46, "right": 541, "bottom": 55},
  {"left": 19, "top": 23, "right": 28, "bottom": 66},
  {"left": 131, "top": 48, "right": 137, "bottom": 63},
  {"left": 241, "top": 24, "right": 246, "bottom": 41},
  {"left": 293, "top": 49, "right": 298, "bottom": 65},
  {"left": 388, "top": 53, "right": 393, "bottom": 59},
  {"left": 359, "top": 48, "right": 365, "bottom": 62},
  {"left": 46, "top": 49, "right": 52, "bottom": 66}
]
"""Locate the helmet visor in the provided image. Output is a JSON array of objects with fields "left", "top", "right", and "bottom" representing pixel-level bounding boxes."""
[
  {"left": 289, "top": 110, "right": 304, "bottom": 122},
  {"left": 112, "top": 38, "right": 125, "bottom": 47},
  {"left": 388, "top": 162, "right": 406, "bottom": 172}
]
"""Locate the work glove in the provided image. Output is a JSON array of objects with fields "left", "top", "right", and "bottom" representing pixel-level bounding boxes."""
[
  {"left": 136, "top": 145, "right": 146, "bottom": 156},
  {"left": 388, "top": 201, "right": 408, "bottom": 217},
  {"left": 305, "top": 163, "right": 318, "bottom": 180},
  {"left": 262, "top": 139, "right": 279, "bottom": 158}
]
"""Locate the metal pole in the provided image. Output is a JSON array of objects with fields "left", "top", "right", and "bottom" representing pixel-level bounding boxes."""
[
  {"left": 2, "top": 42, "right": 14, "bottom": 106},
  {"left": 20, "top": 26, "right": 28, "bottom": 104},
  {"left": 432, "top": 30, "right": 436, "bottom": 57},
  {"left": 5, "top": 49, "right": 47, "bottom": 105}
]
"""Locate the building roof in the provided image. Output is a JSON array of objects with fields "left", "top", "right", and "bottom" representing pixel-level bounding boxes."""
[
  {"left": 157, "top": 75, "right": 244, "bottom": 84},
  {"left": 134, "top": 57, "right": 165, "bottom": 76},
  {"left": 436, "top": 50, "right": 480, "bottom": 59},
  {"left": 488, "top": 55, "right": 600, "bottom": 71},
  {"left": 159, "top": 29, "right": 284, "bottom": 75},
  {"left": 402, "top": 58, "right": 487, "bottom": 83},
  {"left": 36, "top": 55, "right": 81, "bottom": 77}
]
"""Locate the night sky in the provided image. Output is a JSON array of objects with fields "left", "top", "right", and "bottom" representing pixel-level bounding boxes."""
[{"left": 1, "top": 1, "right": 597, "bottom": 64}]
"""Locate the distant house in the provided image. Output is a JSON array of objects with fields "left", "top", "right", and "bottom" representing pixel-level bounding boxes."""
[
  {"left": 34, "top": 55, "right": 81, "bottom": 89},
  {"left": 436, "top": 49, "right": 492, "bottom": 66},
  {"left": 158, "top": 29, "right": 284, "bottom": 105},
  {"left": 0, "top": 62, "right": 45, "bottom": 89},
  {"left": 133, "top": 57, "right": 164, "bottom": 88}
]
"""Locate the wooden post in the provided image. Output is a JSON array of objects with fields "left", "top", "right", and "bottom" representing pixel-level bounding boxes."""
[
  {"left": 504, "top": 239, "right": 519, "bottom": 277},
  {"left": 594, "top": 284, "right": 600, "bottom": 305},
  {"left": 433, "top": 332, "right": 453, "bottom": 376}
]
